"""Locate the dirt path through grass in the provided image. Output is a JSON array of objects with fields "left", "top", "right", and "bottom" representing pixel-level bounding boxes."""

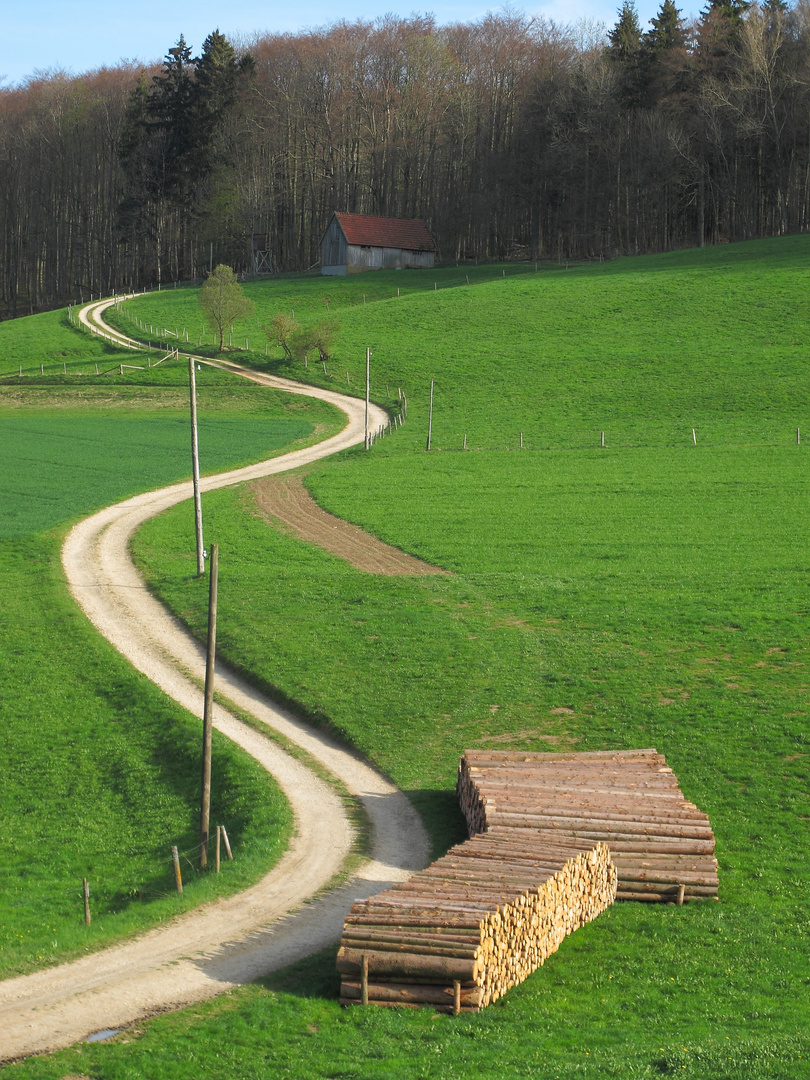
[
  {"left": 0, "top": 299, "right": 429, "bottom": 1063},
  {"left": 250, "top": 474, "right": 448, "bottom": 575}
]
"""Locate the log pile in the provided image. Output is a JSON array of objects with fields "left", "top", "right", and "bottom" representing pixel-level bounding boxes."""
[
  {"left": 337, "top": 832, "right": 616, "bottom": 1012},
  {"left": 457, "top": 748, "right": 718, "bottom": 902}
]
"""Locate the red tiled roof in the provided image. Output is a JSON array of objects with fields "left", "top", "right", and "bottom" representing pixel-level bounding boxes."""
[{"left": 334, "top": 212, "right": 437, "bottom": 253}]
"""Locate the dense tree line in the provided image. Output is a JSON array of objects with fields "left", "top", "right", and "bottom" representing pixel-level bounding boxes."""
[{"left": 2, "top": 3, "right": 810, "bottom": 318}]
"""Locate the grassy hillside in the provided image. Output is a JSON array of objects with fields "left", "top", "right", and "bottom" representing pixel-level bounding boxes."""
[
  {"left": 0, "top": 312, "right": 345, "bottom": 976},
  {"left": 7, "top": 239, "right": 810, "bottom": 1077}
]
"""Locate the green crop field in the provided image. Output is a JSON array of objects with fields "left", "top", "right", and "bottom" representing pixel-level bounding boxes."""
[
  {"left": 0, "top": 310, "right": 345, "bottom": 977},
  {"left": 5, "top": 238, "right": 810, "bottom": 1078}
]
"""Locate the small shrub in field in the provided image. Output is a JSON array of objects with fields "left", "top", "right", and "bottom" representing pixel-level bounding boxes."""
[
  {"left": 265, "top": 312, "right": 300, "bottom": 360},
  {"left": 311, "top": 318, "right": 340, "bottom": 362}
]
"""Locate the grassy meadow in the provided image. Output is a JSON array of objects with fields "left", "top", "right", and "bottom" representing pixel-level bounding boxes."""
[
  {"left": 0, "top": 310, "right": 345, "bottom": 977},
  {"left": 4, "top": 238, "right": 810, "bottom": 1077}
]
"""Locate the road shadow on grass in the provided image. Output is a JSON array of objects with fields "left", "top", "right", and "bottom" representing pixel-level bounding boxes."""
[
  {"left": 243, "top": 792, "right": 471, "bottom": 1003},
  {"left": 255, "top": 945, "right": 343, "bottom": 1001},
  {"left": 181, "top": 785, "right": 432, "bottom": 986},
  {"left": 183, "top": 787, "right": 465, "bottom": 1001},
  {"left": 405, "top": 788, "right": 469, "bottom": 860}
]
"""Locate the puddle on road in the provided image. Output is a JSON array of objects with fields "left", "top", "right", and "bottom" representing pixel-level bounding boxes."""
[{"left": 85, "top": 1028, "right": 123, "bottom": 1043}]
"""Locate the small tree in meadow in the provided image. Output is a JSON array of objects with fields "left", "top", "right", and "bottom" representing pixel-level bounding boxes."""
[
  {"left": 199, "top": 264, "right": 254, "bottom": 351},
  {"left": 265, "top": 312, "right": 300, "bottom": 361},
  {"left": 311, "top": 319, "right": 340, "bottom": 363},
  {"left": 290, "top": 325, "right": 317, "bottom": 363}
]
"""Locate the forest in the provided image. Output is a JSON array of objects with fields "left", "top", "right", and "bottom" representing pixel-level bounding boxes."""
[{"left": 1, "top": 0, "right": 808, "bottom": 318}]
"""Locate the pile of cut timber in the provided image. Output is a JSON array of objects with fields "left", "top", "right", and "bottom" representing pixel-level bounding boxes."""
[
  {"left": 457, "top": 748, "right": 718, "bottom": 903},
  {"left": 338, "top": 833, "right": 616, "bottom": 1012}
]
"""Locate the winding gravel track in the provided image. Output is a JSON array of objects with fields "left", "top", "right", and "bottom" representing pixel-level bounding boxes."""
[{"left": 0, "top": 298, "right": 429, "bottom": 1062}]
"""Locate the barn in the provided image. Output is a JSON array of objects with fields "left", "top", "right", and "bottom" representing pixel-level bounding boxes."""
[{"left": 320, "top": 212, "right": 437, "bottom": 275}]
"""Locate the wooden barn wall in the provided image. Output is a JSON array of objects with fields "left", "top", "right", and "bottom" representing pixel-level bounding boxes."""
[{"left": 344, "top": 245, "right": 435, "bottom": 273}]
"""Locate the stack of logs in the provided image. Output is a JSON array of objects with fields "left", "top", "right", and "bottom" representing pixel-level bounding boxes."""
[
  {"left": 337, "top": 747, "right": 717, "bottom": 1013},
  {"left": 457, "top": 748, "right": 719, "bottom": 903},
  {"left": 338, "top": 833, "right": 616, "bottom": 1012}
]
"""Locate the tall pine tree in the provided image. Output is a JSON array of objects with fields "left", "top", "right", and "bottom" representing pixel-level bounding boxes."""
[
  {"left": 643, "top": 0, "right": 689, "bottom": 105},
  {"left": 117, "top": 32, "right": 255, "bottom": 282},
  {"left": 607, "top": 2, "right": 646, "bottom": 107}
]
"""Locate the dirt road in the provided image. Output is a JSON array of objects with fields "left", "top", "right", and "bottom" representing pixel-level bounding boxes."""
[
  {"left": 0, "top": 299, "right": 429, "bottom": 1062},
  {"left": 251, "top": 474, "right": 447, "bottom": 575}
]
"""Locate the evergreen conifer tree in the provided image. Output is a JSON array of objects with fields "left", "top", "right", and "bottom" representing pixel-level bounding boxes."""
[
  {"left": 607, "top": 2, "right": 646, "bottom": 107},
  {"left": 643, "top": 0, "right": 689, "bottom": 105}
]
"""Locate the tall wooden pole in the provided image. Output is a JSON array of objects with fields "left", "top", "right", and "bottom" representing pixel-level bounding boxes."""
[
  {"left": 199, "top": 542, "right": 219, "bottom": 869},
  {"left": 365, "top": 347, "right": 371, "bottom": 450},
  {"left": 426, "top": 379, "right": 434, "bottom": 451},
  {"left": 189, "top": 358, "right": 204, "bottom": 576}
]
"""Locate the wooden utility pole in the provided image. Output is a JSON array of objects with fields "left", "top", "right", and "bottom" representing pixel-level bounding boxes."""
[
  {"left": 189, "top": 358, "right": 204, "bottom": 576},
  {"left": 426, "top": 379, "right": 434, "bottom": 451},
  {"left": 199, "top": 543, "right": 219, "bottom": 869},
  {"left": 365, "top": 347, "right": 371, "bottom": 449}
]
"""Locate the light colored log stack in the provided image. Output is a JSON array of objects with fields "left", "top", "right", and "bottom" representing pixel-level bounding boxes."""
[
  {"left": 457, "top": 748, "right": 718, "bottom": 903},
  {"left": 337, "top": 833, "right": 616, "bottom": 1012}
]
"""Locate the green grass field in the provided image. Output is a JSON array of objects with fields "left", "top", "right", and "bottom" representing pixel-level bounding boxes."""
[
  {"left": 0, "top": 311, "right": 345, "bottom": 977},
  {"left": 4, "top": 238, "right": 810, "bottom": 1077}
]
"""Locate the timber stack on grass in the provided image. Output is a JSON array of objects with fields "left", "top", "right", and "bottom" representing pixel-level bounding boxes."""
[
  {"left": 457, "top": 749, "right": 719, "bottom": 903},
  {"left": 338, "top": 833, "right": 615, "bottom": 1012}
]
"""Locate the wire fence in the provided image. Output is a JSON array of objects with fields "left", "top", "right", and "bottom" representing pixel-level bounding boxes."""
[{"left": 0, "top": 826, "right": 235, "bottom": 919}]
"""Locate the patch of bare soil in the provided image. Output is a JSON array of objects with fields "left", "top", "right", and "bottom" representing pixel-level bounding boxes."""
[{"left": 251, "top": 474, "right": 447, "bottom": 576}]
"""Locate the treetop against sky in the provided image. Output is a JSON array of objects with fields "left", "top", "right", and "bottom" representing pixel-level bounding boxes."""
[{"left": 4, "top": 0, "right": 684, "bottom": 87}]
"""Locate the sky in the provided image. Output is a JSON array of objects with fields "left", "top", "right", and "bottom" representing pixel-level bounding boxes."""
[{"left": 2, "top": 0, "right": 699, "bottom": 88}]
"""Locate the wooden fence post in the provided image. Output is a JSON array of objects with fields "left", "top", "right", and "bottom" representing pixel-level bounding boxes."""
[
  {"left": 83, "top": 878, "right": 91, "bottom": 926},
  {"left": 426, "top": 379, "right": 434, "bottom": 451},
  {"left": 172, "top": 846, "right": 183, "bottom": 893},
  {"left": 221, "top": 826, "right": 233, "bottom": 860}
]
